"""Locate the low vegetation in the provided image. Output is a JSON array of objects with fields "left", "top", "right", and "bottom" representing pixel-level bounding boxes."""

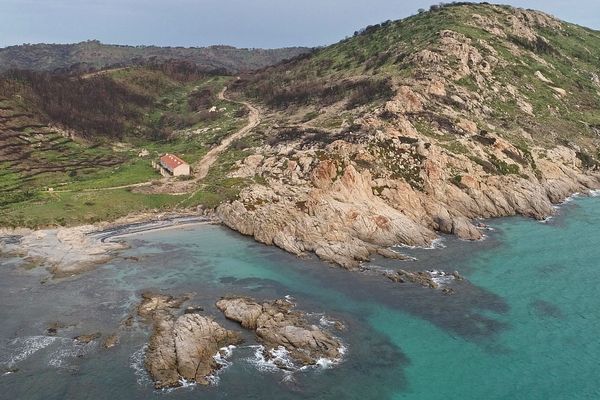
[{"left": 0, "top": 64, "right": 250, "bottom": 227}]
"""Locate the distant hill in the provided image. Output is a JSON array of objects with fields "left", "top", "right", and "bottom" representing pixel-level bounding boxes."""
[{"left": 0, "top": 40, "right": 312, "bottom": 73}]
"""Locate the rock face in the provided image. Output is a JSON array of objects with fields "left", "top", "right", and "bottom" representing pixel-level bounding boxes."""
[
  {"left": 212, "top": 4, "right": 600, "bottom": 270},
  {"left": 137, "top": 293, "right": 241, "bottom": 389},
  {"left": 216, "top": 297, "right": 342, "bottom": 366}
]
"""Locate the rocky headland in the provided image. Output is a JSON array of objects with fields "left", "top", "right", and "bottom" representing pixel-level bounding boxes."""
[{"left": 216, "top": 5, "right": 600, "bottom": 269}]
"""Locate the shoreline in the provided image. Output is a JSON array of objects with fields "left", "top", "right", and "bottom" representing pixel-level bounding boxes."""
[
  {"left": 0, "top": 212, "right": 220, "bottom": 278},
  {"left": 90, "top": 215, "right": 216, "bottom": 243},
  {"left": 1, "top": 188, "right": 599, "bottom": 279}
]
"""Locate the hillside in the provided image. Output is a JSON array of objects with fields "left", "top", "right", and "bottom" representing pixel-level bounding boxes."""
[
  {"left": 214, "top": 2, "right": 600, "bottom": 267},
  {"left": 2, "top": 3, "right": 600, "bottom": 269},
  {"left": 0, "top": 62, "right": 251, "bottom": 226},
  {"left": 0, "top": 40, "right": 311, "bottom": 73}
]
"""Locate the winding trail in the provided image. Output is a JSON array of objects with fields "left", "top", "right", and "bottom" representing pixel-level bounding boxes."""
[
  {"left": 50, "top": 85, "right": 260, "bottom": 197},
  {"left": 193, "top": 86, "right": 261, "bottom": 180}
]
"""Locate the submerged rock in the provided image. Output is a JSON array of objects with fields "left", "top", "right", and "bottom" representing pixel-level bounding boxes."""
[
  {"left": 216, "top": 297, "right": 343, "bottom": 367},
  {"left": 102, "top": 334, "right": 120, "bottom": 349},
  {"left": 385, "top": 269, "right": 439, "bottom": 288},
  {"left": 136, "top": 293, "right": 242, "bottom": 389},
  {"left": 137, "top": 292, "right": 191, "bottom": 319},
  {"left": 46, "top": 321, "right": 72, "bottom": 336},
  {"left": 74, "top": 332, "right": 101, "bottom": 344}
]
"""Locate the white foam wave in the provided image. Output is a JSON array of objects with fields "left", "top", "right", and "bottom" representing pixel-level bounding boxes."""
[
  {"left": 175, "top": 378, "right": 197, "bottom": 390},
  {"left": 560, "top": 192, "right": 581, "bottom": 205},
  {"left": 130, "top": 345, "right": 151, "bottom": 387},
  {"left": 207, "top": 345, "right": 237, "bottom": 385},
  {"left": 247, "top": 342, "right": 347, "bottom": 376},
  {"left": 427, "top": 270, "right": 455, "bottom": 286},
  {"left": 315, "top": 344, "right": 347, "bottom": 369},
  {"left": 319, "top": 316, "right": 335, "bottom": 327},
  {"left": 48, "top": 340, "right": 96, "bottom": 368},
  {"left": 396, "top": 238, "right": 446, "bottom": 250},
  {"left": 1, "top": 336, "right": 59, "bottom": 368},
  {"left": 247, "top": 345, "right": 295, "bottom": 375},
  {"left": 590, "top": 190, "right": 600, "bottom": 197}
]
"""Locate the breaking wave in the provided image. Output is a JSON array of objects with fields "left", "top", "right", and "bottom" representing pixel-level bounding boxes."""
[
  {"left": 130, "top": 345, "right": 151, "bottom": 387},
  {"left": 0, "top": 336, "right": 60, "bottom": 368},
  {"left": 207, "top": 345, "right": 237, "bottom": 385}
]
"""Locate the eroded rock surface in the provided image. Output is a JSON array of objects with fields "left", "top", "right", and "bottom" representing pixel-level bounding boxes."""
[
  {"left": 137, "top": 293, "right": 241, "bottom": 389},
  {"left": 216, "top": 297, "right": 343, "bottom": 366},
  {"left": 214, "top": 6, "right": 600, "bottom": 270}
]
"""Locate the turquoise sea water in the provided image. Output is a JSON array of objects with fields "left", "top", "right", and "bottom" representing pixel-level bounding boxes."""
[{"left": 0, "top": 194, "right": 599, "bottom": 399}]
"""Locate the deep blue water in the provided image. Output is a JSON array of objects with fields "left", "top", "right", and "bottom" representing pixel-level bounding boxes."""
[{"left": 0, "top": 194, "right": 599, "bottom": 399}]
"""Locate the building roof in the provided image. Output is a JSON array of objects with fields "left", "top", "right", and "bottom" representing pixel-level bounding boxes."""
[{"left": 160, "top": 153, "right": 188, "bottom": 171}]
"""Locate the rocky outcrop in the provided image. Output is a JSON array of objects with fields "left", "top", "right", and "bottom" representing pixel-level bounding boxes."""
[
  {"left": 0, "top": 226, "right": 126, "bottom": 278},
  {"left": 74, "top": 333, "right": 101, "bottom": 344},
  {"left": 220, "top": 138, "right": 599, "bottom": 269},
  {"left": 102, "top": 334, "right": 119, "bottom": 349},
  {"left": 136, "top": 293, "right": 242, "bottom": 389},
  {"left": 217, "top": 8, "right": 600, "bottom": 269},
  {"left": 216, "top": 297, "right": 343, "bottom": 366}
]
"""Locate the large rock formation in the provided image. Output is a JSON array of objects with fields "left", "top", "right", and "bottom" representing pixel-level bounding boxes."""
[
  {"left": 216, "top": 297, "right": 342, "bottom": 366},
  {"left": 137, "top": 293, "right": 241, "bottom": 389},
  {"left": 216, "top": 4, "right": 600, "bottom": 269}
]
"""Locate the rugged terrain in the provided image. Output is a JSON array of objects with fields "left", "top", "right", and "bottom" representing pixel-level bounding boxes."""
[
  {"left": 215, "top": 3, "right": 600, "bottom": 268},
  {"left": 2, "top": 3, "right": 600, "bottom": 269},
  {"left": 0, "top": 40, "right": 311, "bottom": 74}
]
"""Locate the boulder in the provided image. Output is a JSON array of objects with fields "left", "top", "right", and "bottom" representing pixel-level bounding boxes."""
[{"left": 137, "top": 293, "right": 242, "bottom": 389}]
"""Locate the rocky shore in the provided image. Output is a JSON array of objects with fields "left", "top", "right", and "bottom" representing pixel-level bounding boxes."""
[
  {"left": 219, "top": 144, "right": 600, "bottom": 269},
  {"left": 214, "top": 7, "right": 600, "bottom": 269},
  {"left": 131, "top": 293, "right": 346, "bottom": 389},
  {"left": 0, "top": 214, "right": 212, "bottom": 278}
]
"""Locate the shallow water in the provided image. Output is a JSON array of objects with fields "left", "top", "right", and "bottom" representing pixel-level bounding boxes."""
[{"left": 1, "top": 195, "right": 599, "bottom": 399}]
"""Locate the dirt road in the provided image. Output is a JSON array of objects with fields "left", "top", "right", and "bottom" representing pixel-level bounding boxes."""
[{"left": 193, "top": 86, "right": 261, "bottom": 180}]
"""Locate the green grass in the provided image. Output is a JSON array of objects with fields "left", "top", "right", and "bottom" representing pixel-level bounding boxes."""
[
  {"left": 59, "top": 159, "right": 158, "bottom": 191},
  {"left": 0, "top": 70, "right": 252, "bottom": 228},
  {"left": 0, "top": 189, "right": 184, "bottom": 228}
]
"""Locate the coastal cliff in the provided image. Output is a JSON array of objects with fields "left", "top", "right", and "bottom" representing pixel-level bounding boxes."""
[{"left": 217, "top": 4, "right": 600, "bottom": 268}]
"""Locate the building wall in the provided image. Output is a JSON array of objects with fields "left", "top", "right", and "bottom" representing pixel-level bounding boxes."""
[{"left": 173, "top": 164, "right": 191, "bottom": 176}]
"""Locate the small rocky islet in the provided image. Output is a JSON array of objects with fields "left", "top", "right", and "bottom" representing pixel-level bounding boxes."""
[{"left": 135, "top": 293, "right": 345, "bottom": 389}]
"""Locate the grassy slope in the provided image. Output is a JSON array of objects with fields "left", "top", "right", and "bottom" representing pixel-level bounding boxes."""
[{"left": 0, "top": 68, "right": 250, "bottom": 228}]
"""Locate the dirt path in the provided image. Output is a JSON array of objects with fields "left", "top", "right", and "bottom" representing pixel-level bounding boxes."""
[
  {"left": 193, "top": 86, "right": 260, "bottom": 180},
  {"left": 49, "top": 85, "right": 260, "bottom": 198},
  {"left": 173, "top": 87, "right": 261, "bottom": 207},
  {"left": 81, "top": 67, "right": 129, "bottom": 79}
]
